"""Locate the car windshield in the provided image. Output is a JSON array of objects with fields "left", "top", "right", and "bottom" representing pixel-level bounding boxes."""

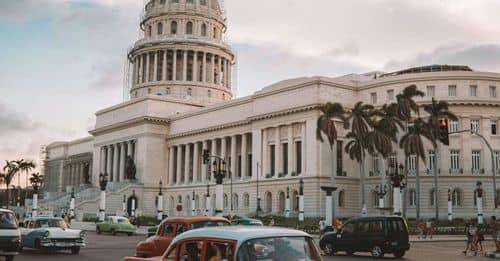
[
  {"left": 238, "top": 236, "right": 322, "bottom": 261},
  {"left": 116, "top": 218, "right": 131, "bottom": 224},
  {"left": 190, "top": 221, "right": 230, "bottom": 229},
  {"left": 37, "top": 219, "right": 68, "bottom": 229},
  {"left": 0, "top": 212, "right": 17, "bottom": 229}
]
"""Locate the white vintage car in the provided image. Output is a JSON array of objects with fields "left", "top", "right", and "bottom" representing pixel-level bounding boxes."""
[{"left": 20, "top": 216, "right": 85, "bottom": 254}]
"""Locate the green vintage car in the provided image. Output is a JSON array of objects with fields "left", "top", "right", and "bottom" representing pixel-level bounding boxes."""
[
  {"left": 96, "top": 216, "right": 136, "bottom": 236},
  {"left": 231, "top": 218, "right": 264, "bottom": 226}
]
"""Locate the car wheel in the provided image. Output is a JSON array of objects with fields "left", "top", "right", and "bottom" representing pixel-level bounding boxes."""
[
  {"left": 127, "top": 232, "right": 133, "bottom": 236},
  {"left": 18, "top": 245, "right": 23, "bottom": 252},
  {"left": 346, "top": 250, "right": 354, "bottom": 256},
  {"left": 6, "top": 255, "right": 14, "bottom": 261},
  {"left": 371, "top": 245, "right": 384, "bottom": 259},
  {"left": 96, "top": 227, "right": 101, "bottom": 235},
  {"left": 35, "top": 239, "right": 42, "bottom": 250},
  {"left": 394, "top": 250, "right": 405, "bottom": 258},
  {"left": 322, "top": 242, "right": 335, "bottom": 256},
  {"left": 71, "top": 247, "right": 80, "bottom": 255},
  {"left": 111, "top": 229, "right": 117, "bottom": 236}
]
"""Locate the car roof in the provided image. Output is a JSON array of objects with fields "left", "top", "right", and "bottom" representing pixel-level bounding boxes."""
[
  {"left": 171, "top": 226, "right": 311, "bottom": 248},
  {"left": 0, "top": 208, "right": 14, "bottom": 214},
  {"left": 27, "top": 216, "right": 63, "bottom": 221},
  {"left": 161, "top": 216, "right": 229, "bottom": 224}
]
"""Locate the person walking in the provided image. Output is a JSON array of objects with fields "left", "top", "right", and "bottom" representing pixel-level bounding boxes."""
[
  {"left": 476, "top": 225, "right": 485, "bottom": 256},
  {"left": 417, "top": 222, "right": 426, "bottom": 239},
  {"left": 492, "top": 216, "right": 500, "bottom": 252},
  {"left": 463, "top": 221, "right": 474, "bottom": 255}
]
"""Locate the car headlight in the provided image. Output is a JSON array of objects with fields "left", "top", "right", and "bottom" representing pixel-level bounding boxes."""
[
  {"left": 43, "top": 231, "right": 50, "bottom": 238},
  {"left": 80, "top": 231, "right": 86, "bottom": 238}
]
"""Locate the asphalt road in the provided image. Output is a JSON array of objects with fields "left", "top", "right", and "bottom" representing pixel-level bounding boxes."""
[{"left": 13, "top": 232, "right": 495, "bottom": 261}]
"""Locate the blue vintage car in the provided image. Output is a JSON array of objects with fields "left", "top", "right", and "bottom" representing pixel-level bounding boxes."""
[{"left": 20, "top": 216, "right": 85, "bottom": 254}]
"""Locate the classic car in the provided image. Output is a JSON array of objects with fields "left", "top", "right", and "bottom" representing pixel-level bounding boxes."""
[
  {"left": 0, "top": 209, "right": 20, "bottom": 261},
  {"left": 135, "top": 216, "right": 230, "bottom": 258},
  {"left": 96, "top": 216, "right": 136, "bottom": 236},
  {"left": 20, "top": 216, "right": 85, "bottom": 254},
  {"left": 125, "top": 226, "right": 323, "bottom": 261},
  {"left": 230, "top": 217, "right": 263, "bottom": 226}
]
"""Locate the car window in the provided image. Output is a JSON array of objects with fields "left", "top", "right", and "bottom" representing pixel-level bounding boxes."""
[
  {"left": 237, "top": 236, "right": 321, "bottom": 261},
  {"left": 205, "top": 242, "right": 234, "bottom": 261},
  {"left": 164, "top": 245, "right": 178, "bottom": 261},
  {"left": 389, "top": 219, "right": 407, "bottom": 233},
  {"left": 342, "top": 222, "right": 355, "bottom": 234},
  {"left": 178, "top": 240, "right": 203, "bottom": 261},
  {"left": 163, "top": 223, "right": 175, "bottom": 236},
  {"left": 358, "top": 221, "right": 370, "bottom": 234},
  {"left": 191, "top": 221, "right": 230, "bottom": 229},
  {"left": 176, "top": 223, "right": 186, "bottom": 235},
  {"left": 0, "top": 212, "right": 17, "bottom": 229},
  {"left": 117, "top": 218, "right": 131, "bottom": 224}
]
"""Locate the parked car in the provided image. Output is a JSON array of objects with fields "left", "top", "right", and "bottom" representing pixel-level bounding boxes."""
[
  {"left": 230, "top": 217, "right": 263, "bottom": 226},
  {"left": 135, "top": 216, "right": 230, "bottom": 258},
  {"left": 96, "top": 216, "right": 136, "bottom": 236},
  {"left": 0, "top": 209, "right": 20, "bottom": 261},
  {"left": 125, "top": 226, "right": 323, "bottom": 261},
  {"left": 319, "top": 216, "right": 410, "bottom": 258},
  {"left": 20, "top": 216, "right": 85, "bottom": 254}
]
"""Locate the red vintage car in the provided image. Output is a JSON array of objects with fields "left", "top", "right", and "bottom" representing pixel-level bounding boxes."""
[{"left": 135, "top": 216, "right": 230, "bottom": 258}]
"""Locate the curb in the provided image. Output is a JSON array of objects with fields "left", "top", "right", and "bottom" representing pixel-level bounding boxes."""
[{"left": 485, "top": 251, "right": 500, "bottom": 259}]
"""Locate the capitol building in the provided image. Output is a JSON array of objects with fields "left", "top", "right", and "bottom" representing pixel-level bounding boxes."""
[{"left": 42, "top": 0, "right": 500, "bottom": 221}]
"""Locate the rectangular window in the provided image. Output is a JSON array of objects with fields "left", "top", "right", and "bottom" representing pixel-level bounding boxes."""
[
  {"left": 450, "top": 150, "right": 460, "bottom": 171},
  {"left": 495, "top": 151, "right": 500, "bottom": 171},
  {"left": 336, "top": 140, "right": 343, "bottom": 176},
  {"left": 282, "top": 143, "right": 288, "bottom": 175},
  {"left": 387, "top": 89, "right": 394, "bottom": 101},
  {"left": 448, "top": 85, "right": 457, "bottom": 97},
  {"left": 491, "top": 86, "right": 497, "bottom": 98},
  {"left": 470, "top": 85, "right": 478, "bottom": 97},
  {"left": 471, "top": 119, "right": 480, "bottom": 133},
  {"left": 389, "top": 153, "right": 397, "bottom": 170},
  {"left": 295, "top": 141, "right": 302, "bottom": 174},
  {"left": 449, "top": 119, "right": 459, "bottom": 133},
  {"left": 407, "top": 155, "right": 416, "bottom": 172},
  {"left": 472, "top": 151, "right": 481, "bottom": 172},
  {"left": 372, "top": 154, "right": 379, "bottom": 175},
  {"left": 247, "top": 154, "right": 252, "bottom": 177},
  {"left": 269, "top": 145, "right": 275, "bottom": 176},
  {"left": 370, "top": 92, "right": 377, "bottom": 104},
  {"left": 426, "top": 85, "right": 435, "bottom": 97},
  {"left": 428, "top": 150, "right": 435, "bottom": 170},
  {"left": 237, "top": 155, "right": 242, "bottom": 177},
  {"left": 492, "top": 120, "right": 498, "bottom": 135}
]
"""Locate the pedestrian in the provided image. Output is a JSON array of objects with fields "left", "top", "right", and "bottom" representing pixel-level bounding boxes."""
[
  {"left": 417, "top": 222, "right": 426, "bottom": 239},
  {"left": 334, "top": 218, "right": 343, "bottom": 231},
  {"left": 463, "top": 221, "right": 474, "bottom": 255},
  {"left": 426, "top": 220, "right": 434, "bottom": 239},
  {"left": 476, "top": 225, "right": 485, "bottom": 255},
  {"left": 492, "top": 216, "right": 500, "bottom": 252},
  {"left": 269, "top": 217, "right": 275, "bottom": 226}
]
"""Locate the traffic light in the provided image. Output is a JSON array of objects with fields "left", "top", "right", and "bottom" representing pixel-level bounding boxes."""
[
  {"left": 202, "top": 149, "right": 210, "bottom": 165},
  {"left": 439, "top": 118, "right": 449, "bottom": 145}
]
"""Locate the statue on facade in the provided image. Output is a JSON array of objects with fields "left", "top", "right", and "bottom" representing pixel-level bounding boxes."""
[
  {"left": 125, "top": 156, "right": 136, "bottom": 180},
  {"left": 83, "top": 163, "right": 90, "bottom": 184},
  {"left": 99, "top": 173, "right": 108, "bottom": 191}
]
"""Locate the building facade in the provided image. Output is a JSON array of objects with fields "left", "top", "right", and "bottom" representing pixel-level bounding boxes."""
[{"left": 42, "top": 0, "right": 500, "bottom": 220}]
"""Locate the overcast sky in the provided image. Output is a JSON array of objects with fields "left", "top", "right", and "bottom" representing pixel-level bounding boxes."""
[{"left": 1, "top": 0, "right": 500, "bottom": 184}]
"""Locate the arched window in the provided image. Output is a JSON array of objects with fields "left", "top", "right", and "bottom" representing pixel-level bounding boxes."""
[
  {"left": 409, "top": 189, "right": 416, "bottom": 206},
  {"left": 178, "top": 195, "right": 183, "bottom": 204},
  {"left": 338, "top": 190, "right": 345, "bottom": 207},
  {"left": 213, "top": 27, "right": 217, "bottom": 39},
  {"left": 160, "top": 0, "right": 166, "bottom": 4},
  {"left": 207, "top": 90, "right": 211, "bottom": 97},
  {"left": 200, "top": 0, "right": 207, "bottom": 5},
  {"left": 169, "top": 196, "right": 175, "bottom": 211},
  {"left": 166, "top": 87, "right": 171, "bottom": 95},
  {"left": 195, "top": 195, "right": 200, "bottom": 209},
  {"left": 171, "top": 21, "right": 178, "bottom": 34},
  {"left": 187, "top": 88, "right": 192, "bottom": 96},
  {"left": 373, "top": 191, "right": 379, "bottom": 207},
  {"left": 232, "top": 193, "right": 238, "bottom": 210},
  {"left": 186, "top": 21, "right": 193, "bottom": 35},
  {"left": 157, "top": 22, "right": 163, "bottom": 35},
  {"left": 147, "top": 25, "right": 152, "bottom": 37},
  {"left": 243, "top": 193, "right": 249, "bottom": 209},
  {"left": 186, "top": 0, "right": 194, "bottom": 4},
  {"left": 265, "top": 191, "right": 272, "bottom": 213},
  {"left": 171, "top": 0, "right": 179, "bottom": 3},
  {"left": 278, "top": 191, "right": 285, "bottom": 213},
  {"left": 134, "top": 91, "right": 138, "bottom": 98},
  {"left": 474, "top": 189, "right": 484, "bottom": 206},
  {"left": 452, "top": 189, "right": 461, "bottom": 206},
  {"left": 430, "top": 189, "right": 436, "bottom": 206},
  {"left": 148, "top": 88, "right": 152, "bottom": 94},
  {"left": 223, "top": 193, "right": 228, "bottom": 210},
  {"left": 222, "top": 93, "right": 225, "bottom": 100},
  {"left": 201, "top": 23, "right": 207, "bottom": 37}
]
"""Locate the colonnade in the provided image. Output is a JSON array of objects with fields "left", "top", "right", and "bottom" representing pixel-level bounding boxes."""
[
  {"left": 99, "top": 140, "right": 136, "bottom": 182},
  {"left": 132, "top": 49, "right": 232, "bottom": 89},
  {"left": 63, "top": 161, "right": 90, "bottom": 188}
]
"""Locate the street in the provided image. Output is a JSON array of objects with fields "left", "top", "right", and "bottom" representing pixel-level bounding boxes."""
[{"left": 13, "top": 232, "right": 495, "bottom": 261}]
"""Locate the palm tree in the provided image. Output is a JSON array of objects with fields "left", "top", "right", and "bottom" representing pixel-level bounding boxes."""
[
  {"left": 345, "top": 132, "right": 368, "bottom": 215},
  {"left": 17, "top": 159, "right": 36, "bottom": 188},
  {"left": 1, "top": 160, "right": 20, "bottom": 207},
  {"left": 29, "top": 172, "right": 44, "bottom": 193},
  {"left": 423, "top": 98, "right": 458, "bottom": 220},
  {"left": 317, "top": 102, "right": 348, "bottom": 220},
  {"left": 396, "top": 85, "right": 424, "bottom": 121},
  {"left": 367, "top": 103, "right": 403, "bottom": 158},
  {"left": 400, "top": 118, "right": 436, "bottom": 222}
]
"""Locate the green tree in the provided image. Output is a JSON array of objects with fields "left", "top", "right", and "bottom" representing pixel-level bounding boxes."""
[
  {"left": 396, "top": 85, "right": 424, "bottom": 121},
  {"left": 1, "top": 160, "right": 20, "bottom": 207},
  {"left": 367, "top": 103, "right": 403, "bottom": 158},
  {"left": 29, "top": 172, "right": 44, "bottom": 194},
  {"left": 423, "top": 98, "right": 458, "bottom": 220},
  {"left": 17, "top": 159, "right": 36, "bottom": 188},
  {"left": 399, "top": 118, "right": 435, "bottom": 222},
  {"left": 345, "top": 132, "right": 368, "bottom": 214}
]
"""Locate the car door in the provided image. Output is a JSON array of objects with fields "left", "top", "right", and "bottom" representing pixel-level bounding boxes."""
[
  {"left": 388, "top": 217, "right": 409, "bottom": 249},
  {"left": 155, "top": 222, "right": 176, "bottom": 256},
  {"left": 21, "top": 220, "right": 33, "bottom": 247},
  {"left": 335, "top": 221, "right": 356, "bottom": 251},
  {"left": 204, "top": 240, "right": 235, "bottom": 261}
]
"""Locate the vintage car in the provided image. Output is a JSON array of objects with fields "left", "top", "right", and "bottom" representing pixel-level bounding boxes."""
[
  {"left": 135, "top": 216, "right": 230, "bottom": 258},
  {"left": 0, "top": 209, "right": 20, "bottom": 261},
  {"left": 125, "top": 226, "right": 323, "bottom": 261},
  {"left": 96, "top": 216, "right": 136, "bottom": 236},
  {"left": 20, "top": 216, "right": 85, "bottom": 254},
  {"left": 230, "top": 217, "right": 263, "bottom": 226}
]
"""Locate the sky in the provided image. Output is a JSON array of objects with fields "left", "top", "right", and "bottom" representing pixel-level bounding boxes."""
[{"left": 1, "top": 0, "right": 500, "bottom": 185}]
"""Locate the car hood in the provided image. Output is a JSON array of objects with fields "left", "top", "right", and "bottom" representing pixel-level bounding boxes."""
[{"left": 45, "top": 228, "right": 82, "bottom": 239}]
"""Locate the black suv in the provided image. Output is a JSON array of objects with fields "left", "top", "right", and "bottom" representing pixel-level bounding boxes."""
[{"left": 319, "top": 216, "right": 410, "bottom": 258}]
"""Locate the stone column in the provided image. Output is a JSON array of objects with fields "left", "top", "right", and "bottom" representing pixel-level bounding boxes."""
[
  {"left": 176, "top": 146, "right": 183, "bottom": 184},
  {"left": 153, "top": 51, "right": 158, "bottom": 82},
  {"left": 241, "top": 133, "right": 247, "bottom": 179},
  {"left": 231, "top": 135, "right": 237, "bottom": 179},
  {"left": 146, "top": 52, "right": 150, "bottom": 82},
  {"left": 262, "top": 129, "right": 268, "bottom": 176},
  {"left": 162, "top": 50, "right": 167, "bottom": 81},
  {"left": 193, "top": 51, "right": 198, "bottom": 82},
  {"left": 100, "top": 147, "right": 106, "bottom": 175},
  {"left": 202, "top": 52, "right": 207, "bottom": 83},
  {"left": 221, "top": 137, "right": 227, "bottom": 161},
  {"left": 202, "top": 141, "right": 208, "bottom": 182},
  {"left": 184, "top": 144, "right": 191, "bottom": 183},
  {"left": 218, "top": 56, "right": 222, "bottom": 85},
  {"left": 127, "top": 140, "right": 132, "bottom": 157},
  {"left": 211, "top": 139, "right": 217, "bottom": 181},
  {"left": 193, "top": 142, "right": 200, "bottom": 183},
  {"left": 183, "top": 50, "right": 188, "bottom": 81},
  {"left": 211, "top": 54, "right": 215, "bottom": 84},
  {"left": 288, "top": 125, "right": 294, "bottom": 175},
  {"left": 275, "top": 127, "right": 281, "bottom": 177},
  {"left": 169, "top": 147, "right": 175, "bottom": 185},
  {"left": 301, "top": 123, "right": 306, "bottom": 175},
  {"left": 113, "top": 144, "right": 119, "bottom": 182},
  {"left": 138, "top": 55, "right": 143, "bottom": 83},
  {"left": 173, "top": 50, "right": 177, "bottom": 81},
  {"left": 119, "top": 142, "right": 126, "bottom": 181},
  {"left": 228, "top": 58, "right": 232, "bottom": 89},
  {"left": 106, "top": 146, "right": 113, "bottom": 181}
]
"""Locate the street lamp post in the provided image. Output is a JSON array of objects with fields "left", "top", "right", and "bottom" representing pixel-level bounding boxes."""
[
  {"left": 256, "top": 162, "right": 262, "bottom": 216},
  {"left": 285, "top": 187, "right": 291, "bottom": 218},
  {"left": 447, "top": 188, "right": 453, "bottom": 221},
  {"left": 375, "top": 184, "right": 387, "bottom": 209},
  {"left": 476, "top": 181, "right": 484, "bottom": 225},
  {"left": 205, "top": 184, "right": 211, "bottom": 216},
  {"left": 98, "top": 173, "right": 108, "bottom": 222},
  {"left": 131, "top": 189, "right": 136, "bottom": 217},
  {"left": 70, "top": 187, "right": 75, "bottom": 219},
  {"left": 388, "top": 163, "right": 407, "bottom": 216},
  {"left": 320, "top": 186, "right": 337, "bottom": 227},
  {"left": 191, "top": 191, "right": 196, "bottom": 216},
  {"left": 157, "top": 180, "right": 163, "bottom": 221},
  {"left": 122, "top": 195, "right": 127, "bottom": 217},
  {"left": 298, "top": 179, "right": 304, "bottom": 224},
  {"left": 213, "top": 159, "right": 227, "bottom": 217}
]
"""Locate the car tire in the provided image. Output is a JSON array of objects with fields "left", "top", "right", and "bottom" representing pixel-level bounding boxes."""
[
  {"left": 127, "top": 232, "right": 133, "bottom": 236},
  {"left": 71, "top": 247, "right": 80, "bottom": 255},
  {"left": 322, "top": 242, "right": 335, "bottom": 256},
  {"left": 6, "top": 255, "right": 14, "bottom": 261},
  {"left": 394, "top": 250, "right": 405, "bottom": 258},
  {"left": 346, "top": 250, "right": 354, "bottom": 256},
  {"left": 371, "top": 245, "right": 384, "bottom": 259},
  {"left": 35, "top": 239, "right": 42, "bottom": 250},
  {"left": 96, "top": 227, "right": 101, "bottom": 235},
  {"left": 111, "top": 229, "right": 117, "bottom": 236}
]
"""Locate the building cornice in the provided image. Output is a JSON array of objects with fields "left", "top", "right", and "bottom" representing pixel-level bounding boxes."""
[
  {"left": 89, "top": 116, "right": 170, "bottom": 136},
  {"left": 95, "top": 95, "right": 203, "bottom": 116}
]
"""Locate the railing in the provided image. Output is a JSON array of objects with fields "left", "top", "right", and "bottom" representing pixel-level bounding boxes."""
[{"left": 129, "top": 35, "right": 230, "bottom": 53}]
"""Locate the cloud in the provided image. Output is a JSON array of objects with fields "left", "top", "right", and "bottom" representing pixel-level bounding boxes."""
[{"left": 0, "top": 102, "right": 39, "bottom": 133}]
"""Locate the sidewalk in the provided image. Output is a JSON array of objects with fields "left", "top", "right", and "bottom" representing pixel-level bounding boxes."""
[{"left": 70, "top": 221, "right": 149, "bottom": 235}]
